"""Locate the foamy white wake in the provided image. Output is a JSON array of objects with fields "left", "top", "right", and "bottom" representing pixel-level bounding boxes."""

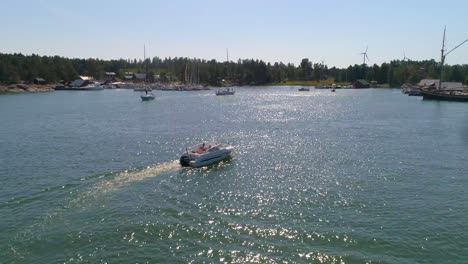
[{"left": 90, "top": 160, "right": 180, "bottom": 195}]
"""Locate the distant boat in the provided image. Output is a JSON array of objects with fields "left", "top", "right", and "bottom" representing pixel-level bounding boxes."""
[
  {"left": 315, "top": 85, "right": 328, "bottom": 89},
  {"left": 216, "top": 87, "right": 235, "bottom": 95},
  {"left": 82, "top": 82, "right": 104, "bottom": 90},
  {"left": 298, "top": 87, "right": 310, "bottom": 91},
  {"left": 407, "top": 89, "right": 422, "bottom": 96},
  {"left": 140, "top": 90, "right": 155, "bottom": 101}
]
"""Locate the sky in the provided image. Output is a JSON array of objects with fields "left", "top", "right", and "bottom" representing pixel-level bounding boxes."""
[{"left": 1, "top": 0, "right": 467, "bottom": 68}]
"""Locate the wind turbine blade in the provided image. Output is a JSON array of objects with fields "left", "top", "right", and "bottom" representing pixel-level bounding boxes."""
[
  {"left": 365, "top": 46, "right": 368, "bottom": 53},
  {"left": 365, "top": 54, "right": 369, "bottom": 61}
]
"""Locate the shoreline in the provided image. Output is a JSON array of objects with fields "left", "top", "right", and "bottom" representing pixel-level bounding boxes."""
[{"left": 0, "top": 84, "right": 55, "bottom": 94}]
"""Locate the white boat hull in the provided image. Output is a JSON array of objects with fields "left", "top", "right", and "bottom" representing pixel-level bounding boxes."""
[
  {"left": 180, "top": 145, "right": 233, "bottom": 167},
  {"left": 216, "top": 88, "right": 235, "bottom": 95}
]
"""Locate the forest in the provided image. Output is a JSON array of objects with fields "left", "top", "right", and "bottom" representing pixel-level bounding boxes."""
[{"left": 1, "top": 53, "right": 467, "bottom": 86}]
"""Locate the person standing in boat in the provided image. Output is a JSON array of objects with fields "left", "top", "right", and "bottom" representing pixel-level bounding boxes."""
[{"left": 200, "top": 143, "right": 207, "bottom": 152}]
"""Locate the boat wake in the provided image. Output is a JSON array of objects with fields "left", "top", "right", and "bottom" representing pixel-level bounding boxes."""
[
  {"left": 6, "top": 161, "right": 181, "bottom": 261},
  {"left": 89, "top": 160, "right": 180, "bottom": 195}
]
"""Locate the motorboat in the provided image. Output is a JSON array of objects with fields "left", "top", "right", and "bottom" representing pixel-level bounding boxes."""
[
  {"left": 81, "top": 82, "right": 104, "bottom": 90},
  {"left": 298, "top": 87, "right": 310, "bottom": 91},
  {"left": 140, "top": 90, "right": 155, "bottom": 101},
  {"left": 216, "top": 88, "right": 235, "bottom": 95},
  {"left": 407, "top": 89, "right": 422, "bottom": 96},
  {"left": 180, "top": 143, "right": 234, "bottom": 167}
]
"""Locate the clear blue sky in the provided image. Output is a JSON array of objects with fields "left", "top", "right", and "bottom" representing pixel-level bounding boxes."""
[{"left": 1, "top": 0, "right": 467, "bottom": 68}]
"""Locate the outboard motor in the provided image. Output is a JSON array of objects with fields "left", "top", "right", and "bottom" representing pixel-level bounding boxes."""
[{"left": 179, "top": 154, "right": 191, "bottom": 167}]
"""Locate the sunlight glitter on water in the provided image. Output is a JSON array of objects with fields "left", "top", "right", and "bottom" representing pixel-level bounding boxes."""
[{"left": 2, "top": 88, "right": 467, "bottom": 263}]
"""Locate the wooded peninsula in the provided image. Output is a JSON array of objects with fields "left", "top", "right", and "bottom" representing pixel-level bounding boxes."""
[{"left": 1, "top": 52, "right": 467, "bottom": 87}]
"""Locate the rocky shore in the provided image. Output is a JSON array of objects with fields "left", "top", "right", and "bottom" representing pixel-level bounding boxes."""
[{"left": 0, "top": 84, "right": 55, "bottom": 94}]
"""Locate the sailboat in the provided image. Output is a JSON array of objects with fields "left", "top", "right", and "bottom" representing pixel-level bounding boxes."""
[
  {"left": 420, "top": 27, "right": 468, "bottom": 102},
  {"left": 139, "top": 44, "right": 155, "bottom": 101},
  {"left": 215, "top": 50, "right": 235, "bottom": 95}
]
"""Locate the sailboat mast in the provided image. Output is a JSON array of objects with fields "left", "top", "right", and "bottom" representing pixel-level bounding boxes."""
[
  {"left": 143, "top": 44, "right": 149, "bottom": 83},
  {"left": 197, "top": 63, "right": 200, "bottom": 85},
  {"left": 226, "top": 48, "right": 230, "bottom": 81},
  {"left": 439, "top": 27, "right": 446, "bottom": 91}
]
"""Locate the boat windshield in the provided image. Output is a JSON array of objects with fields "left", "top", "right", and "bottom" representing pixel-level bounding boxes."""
[{"left": 187, "top": 143, "right": 219, "bottom": 152}]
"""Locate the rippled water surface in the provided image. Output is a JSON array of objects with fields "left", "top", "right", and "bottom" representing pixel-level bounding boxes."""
[{"left": 0, "top": 87, "right": 467, "bottom": 263}]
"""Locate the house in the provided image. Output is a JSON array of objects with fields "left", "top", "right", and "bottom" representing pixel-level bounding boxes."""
[
  {"left": 105, "top": 72, "right": 116, "bottom": 81},
  {"left": 70, "top": 79, "right": 90, "bottom": 87},
  {"left": 418, "top": 79, "right": 463, "bottom": 90},
  {"left": 134, "top": 73, "right": 147, "bottom": 82},
  {"left": 418, "top": 79, "right": 438, "bottom": 87},
  {"left": 124, "top": 72, "right": 134, "bottom": 81},
  {"left": 33, "top": 78, "right": 47, "bottom": 85},
  {"left": 353, "top": 79, "right": 370, "bottom": 88}
]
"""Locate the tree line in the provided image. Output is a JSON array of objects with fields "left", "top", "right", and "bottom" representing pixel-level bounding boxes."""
[{"left": 1, "top": 53, "right": 467, "bottom": 86}]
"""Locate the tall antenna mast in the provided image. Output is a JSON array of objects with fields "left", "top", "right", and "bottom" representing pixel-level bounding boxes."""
[{"left": 226, "top": 48, "right": 229, "bottom": 62}]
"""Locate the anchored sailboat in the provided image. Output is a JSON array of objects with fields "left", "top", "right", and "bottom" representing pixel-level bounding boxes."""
[
  {"left": 139, "top": 44, "right": 155, "bottom": 101},
  {"left": 421, "top": 27, "right": 468, "bottom": 101}
]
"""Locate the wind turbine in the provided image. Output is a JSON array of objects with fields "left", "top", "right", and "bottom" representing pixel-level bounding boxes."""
[{"left": 360, "top": 46, "right": 369, "bottom": 65}]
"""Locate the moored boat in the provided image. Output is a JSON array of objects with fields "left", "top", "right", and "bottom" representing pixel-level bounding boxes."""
[
  {"left": 216, "top": 88, "right": 235, "bottom": 95},
  {"left": 84, "top": 83, "right": 105, "bottom": 90},
  {"left": 140, "top": 90, "right": 155, "bottom": 101},
  {"left": 420, "top": 89, "right": 468, "bottom": 101},
  {"left": 298, "top": 87, "right": 310, "bottom": 91},
  {"left": 180, "top": 143, "right": 234, "bottom": 167},
  {"left": 407, "top": 89, "right": 422, "bottom": 96},
  {"left": 422, "top": 27, "right": 468, "bottom": 102}
]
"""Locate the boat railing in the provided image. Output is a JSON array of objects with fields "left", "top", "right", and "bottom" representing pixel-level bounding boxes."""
[{"left": 186, "top": 143, "right": 219, "bottom": 151}]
